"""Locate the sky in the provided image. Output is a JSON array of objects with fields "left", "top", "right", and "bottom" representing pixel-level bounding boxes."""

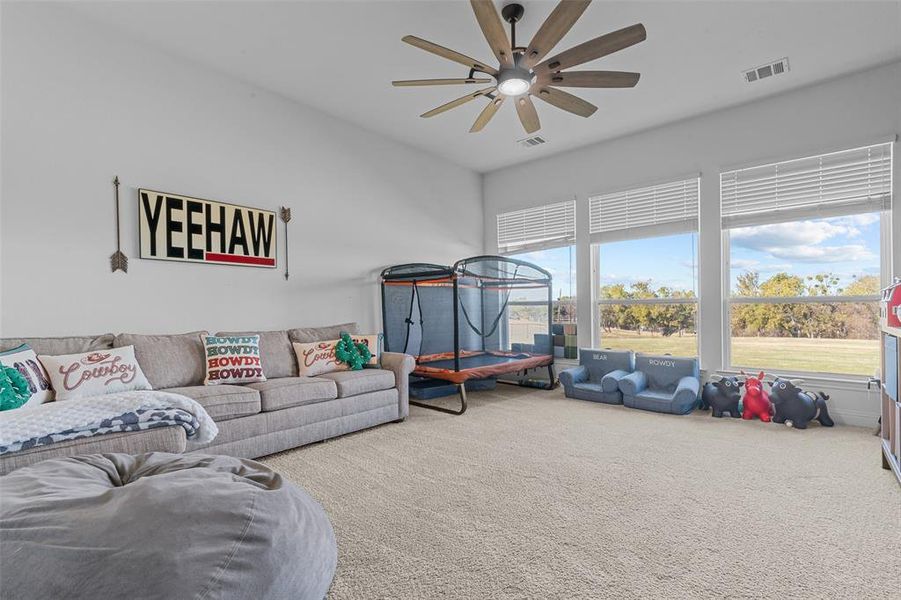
[
  {"left": 511, "top": 212, "right": 881, "bottom": 299},
  {"left": 728, "top": 213, "right": 880, "bottom": 293}
]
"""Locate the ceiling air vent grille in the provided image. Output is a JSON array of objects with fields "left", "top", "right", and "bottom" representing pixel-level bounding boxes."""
[
  {"left": 517, "top": 135, "right": 547, "bottom": 149},
  {"left": 744, "top": 58, "right": 790, "bottom": 83}
]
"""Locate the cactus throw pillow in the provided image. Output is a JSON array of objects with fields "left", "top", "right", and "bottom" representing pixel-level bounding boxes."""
[
  {"left": 0, "top": 344, "right": 54, "bottom": 408},
  {"left": 293, "top": 333, "right": 383, "bottom": 377},
  {"left": 203, "top": 335, "right": 266, "bottom": 385}
]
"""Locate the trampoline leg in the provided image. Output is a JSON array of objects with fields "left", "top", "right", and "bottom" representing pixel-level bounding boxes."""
[
  {"left": 408, "top": 384, "right": 468, "bottom": 416},
  {"left": 546, "top": 364, "right": 557, "bottom": 389}
]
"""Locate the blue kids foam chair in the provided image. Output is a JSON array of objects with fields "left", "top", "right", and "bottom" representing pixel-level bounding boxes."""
[
  {"left": 559, "top": 348, "right": 635, "bottom": 404},
  {"left": 618, "top": 354, "right": 701, "bottom": 415}
]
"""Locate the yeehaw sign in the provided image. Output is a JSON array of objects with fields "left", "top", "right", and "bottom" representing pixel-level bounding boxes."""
[{"left": 139, "top": 189, "right": 276, "bottom": 268}]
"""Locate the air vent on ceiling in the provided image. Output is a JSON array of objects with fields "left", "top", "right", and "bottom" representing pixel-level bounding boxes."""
[
  {"left": 743, "top": 57, "right": 790, "bottom": 83},
  {"left": 517, "top": 135, "right": 547, "bottom": 149}
]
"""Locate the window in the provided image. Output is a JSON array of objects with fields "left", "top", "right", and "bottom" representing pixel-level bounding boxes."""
[
  {"left": 506, "top": 245, "right": 577, "bottom": 345},
  {"left": 497, "top": 201, "right": 577, "bottom": 347},
  {"left": 590, "top": 178, "right": 700, "bottom": 357},
  {"left": 722, "top": 143, "right": 891, "bottom": 376},
  {"left": 496, "top": 200, "right": 575, "bottom": 254}
]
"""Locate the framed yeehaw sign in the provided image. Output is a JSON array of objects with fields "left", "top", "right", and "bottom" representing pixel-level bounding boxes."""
[{"left": 138, "top": 189, "right": 277, "bottom": 268}]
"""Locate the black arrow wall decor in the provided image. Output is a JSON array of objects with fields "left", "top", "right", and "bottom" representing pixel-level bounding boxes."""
[
  {"left": 280, "top": 206, "right": 292, "bottom": 280},
  {"left": 110, "top": 176, "right": 128, "bottom": 273}
]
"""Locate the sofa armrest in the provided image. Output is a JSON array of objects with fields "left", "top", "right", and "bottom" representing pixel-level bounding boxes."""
[
  {"left": 381, "top": 352, "right": 416, "bottom": 419},
  {"left": 559, "top": 366, "right": 588, "bottom": 396},
  {"left": 618, "top": 371, "right": 647, "bottom": 396},
  {"left": 674, "top": 375, "right": 701, "bottom": 403},
  {"left": 600, "top": 369, "right": 630, "bottom": 393}
]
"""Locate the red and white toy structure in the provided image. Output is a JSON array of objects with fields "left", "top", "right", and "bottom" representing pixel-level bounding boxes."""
[
  {"left": 881, "top": 278, "right": 901, "bottom": 328},
  {"left": 741, "top": 370, "right": 774, "bottom": 422}
]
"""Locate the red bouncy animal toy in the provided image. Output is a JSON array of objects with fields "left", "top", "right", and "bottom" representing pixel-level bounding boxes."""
[{"left": 741, "top": 370, "right": 774, "bottom": 422}]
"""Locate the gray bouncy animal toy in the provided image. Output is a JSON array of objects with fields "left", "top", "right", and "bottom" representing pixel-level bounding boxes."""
[
  {"left": 769, "top": 377, "right": 834, "bottom": 429},
  {"left": 701, "top": 374, "right": 743, "bottom": 418}
]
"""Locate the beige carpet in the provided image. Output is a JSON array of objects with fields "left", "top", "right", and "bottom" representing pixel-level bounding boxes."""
[{"left": 262, "top": 386, "right": 901, "bottom": 599}]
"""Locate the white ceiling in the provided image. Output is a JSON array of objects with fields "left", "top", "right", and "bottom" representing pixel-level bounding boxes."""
[{"left": 66, "top": 1, "right": 901, "bottom": 173}]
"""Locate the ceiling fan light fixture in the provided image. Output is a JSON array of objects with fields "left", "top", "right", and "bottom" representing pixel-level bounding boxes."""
[
  {"left": 395, "top": 1, "right": 646, "bottom": 133},
  {"left": 497, "top": 67, "right": 533, "bottom": 96}
]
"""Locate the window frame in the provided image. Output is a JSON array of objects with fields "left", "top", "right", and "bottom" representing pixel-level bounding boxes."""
[
  {"left": 587, "top": 176, "right": 702, "bottom": 353},
  {"left": 720, "top": 211, "right": 889, "bottom": 381}
]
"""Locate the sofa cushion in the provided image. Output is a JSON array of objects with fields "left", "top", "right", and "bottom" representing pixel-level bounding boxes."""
[
  {"left": 216, "top": 330, "right": 297, "bottom": 379},
  {"left": 165, "top": 384, "right": 260, "bottom": 421},
  {"left": 572, "top": 382, "right": 623, "bottom": 405},
  {"left": 0, "top": 334, "right": 114, "bottom": 355},
  {"left": 246, "top": 377, "right": 337, "bottom": 412},
  {"left": 317, "top": 369, "right": 394, "bottom": 398},
  {"left": 288, "top": 322, "right": 358, "bottom": 343},
  {"left": 114, "top": 332, "right": 207, "bottom": 389}
]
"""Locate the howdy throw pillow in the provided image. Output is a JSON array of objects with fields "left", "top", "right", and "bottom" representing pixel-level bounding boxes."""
[
  {"left": 0, "top": 344, "right": 54, "bottom": 408},
  {"left": 203, "top": 335, "right": 266, "bottom": 385},
  {"left": 38, "top": 346, "right": 152, "bottom": 401},
  {"left": 293, "top": 334, "right": 382, "bottom": 376}
]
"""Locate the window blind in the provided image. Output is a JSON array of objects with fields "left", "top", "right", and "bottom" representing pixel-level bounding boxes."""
[
  {"left": 721, "top": 142, "right": 892, "bottom": 228},
  {"left": 496, "top": 200, "right": 576, "bottom": 253},
  {"left": 589, "top": 178, "right": 699, "bottom": 242}
]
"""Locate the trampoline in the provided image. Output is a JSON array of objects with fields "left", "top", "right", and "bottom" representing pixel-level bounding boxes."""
[{"left": 381, "top": 256, "right": 555, "bottom": 415}]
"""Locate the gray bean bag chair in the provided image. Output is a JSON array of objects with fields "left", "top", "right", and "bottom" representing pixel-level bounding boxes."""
[{"left": 0, "top": 453, "right": 337, "bottom": 600}]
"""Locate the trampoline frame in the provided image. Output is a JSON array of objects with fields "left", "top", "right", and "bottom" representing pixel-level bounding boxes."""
[{"left": 380, "top": 256, "right": 556, "bottom": 415}]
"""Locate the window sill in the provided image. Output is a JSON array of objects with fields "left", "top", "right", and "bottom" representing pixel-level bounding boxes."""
[{"left": 707, "top": 368, "right": 876, "bottom": 391}]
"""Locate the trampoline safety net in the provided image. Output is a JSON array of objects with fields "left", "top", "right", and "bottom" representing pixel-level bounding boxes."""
[{"left": 380, "top": 256, "right": 554, "bottom": 385}]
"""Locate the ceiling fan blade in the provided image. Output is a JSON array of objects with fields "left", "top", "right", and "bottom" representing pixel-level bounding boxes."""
[
  {"left": 538, "top": 70, "right": 640, "bottom": 88},
  {"left": 514, "top": 95, "right": 541, "bottom": 134},
  {"left": 531, "top": 86, "right": 597, "bottom": 117},
  {"left": 402, "top": 35, "right": 498, "bottom": 75},
  {"left": 533, "top": 24, "right": 646, "bottom": 75},
  {"left": 421, "top": 87, "right": 496, "bottom": 118},
  {"left": 470, "top": 96, "right": 505, "bottom": 132},
  {"left": 470, "top": 0, "right": 513, "bottom": 68},
  {"left": 393, "top": 78, "right": 493, "bottom": 87},
  {"left": 523, "top": 0, "right": 592, "bottom": 69}
]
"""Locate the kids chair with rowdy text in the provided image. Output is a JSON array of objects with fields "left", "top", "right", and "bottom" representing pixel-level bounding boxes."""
[
  {"left": 618, "top": 354, "right": 700, "bottom": 415},
  {"left": 559, "top": 349, "right": 635, "bottom": 404}
]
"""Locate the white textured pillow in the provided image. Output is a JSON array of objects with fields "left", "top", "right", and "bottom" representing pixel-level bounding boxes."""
[
  {"left": 0, "top": 344, "right": 54, "bottom": 408},
  {"left": 39, "top": 346, "right": 152, "bottom": 400}
]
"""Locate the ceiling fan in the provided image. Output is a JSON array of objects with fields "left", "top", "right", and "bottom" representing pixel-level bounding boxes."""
[{"left": 393, "top": 0, "right": 646, "bottom": 134}]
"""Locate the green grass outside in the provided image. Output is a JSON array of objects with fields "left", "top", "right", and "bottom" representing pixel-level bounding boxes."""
[{"left": 600, "top": 333, "right": 878, "bottom": 376}]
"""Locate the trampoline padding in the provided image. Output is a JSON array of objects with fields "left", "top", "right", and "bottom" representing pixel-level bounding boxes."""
[
  {"left": 414, "top": 351, "right": 553, "bottom": 384},
  {"left": 0, "top": 452, "right": 337, "bottom": 600}
]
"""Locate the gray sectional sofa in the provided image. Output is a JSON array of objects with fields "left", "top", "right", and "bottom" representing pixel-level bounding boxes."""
[{"left": 0, "top": 323, "right": 415, "bottom": 474}]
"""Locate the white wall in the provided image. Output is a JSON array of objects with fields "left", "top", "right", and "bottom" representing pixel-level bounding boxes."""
[
  {"left": 484, "top": 60, "right": 901, "bottom": 426},
  {"left": 0, "top": 4, "right": 483, "bottom": 337}
]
